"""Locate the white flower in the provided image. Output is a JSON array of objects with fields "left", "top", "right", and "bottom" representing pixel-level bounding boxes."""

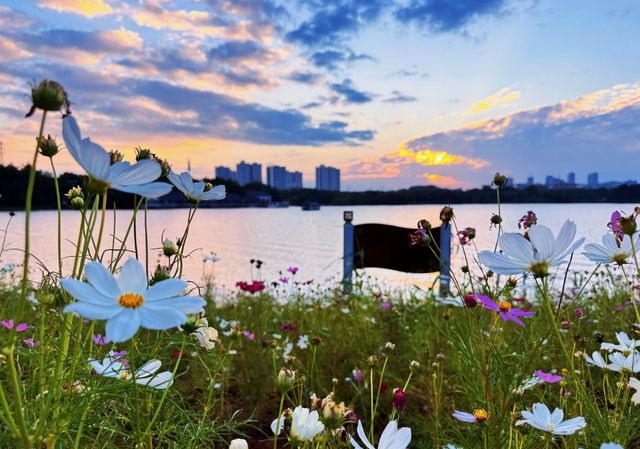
[
  {"left": 62, "top": 116, "right": 171, "bottom": 198},
  {"left": 608, "top": 351, "right": 640, "bottom": 372},
  {"left": 89, "top": 353, "right": 173, "bottom": 389},
  {"left": 297, "top": 335, "right": 309, "bottom": 349},
  {"left": 628, "top": 377, "right": 640, "bottom": 405},
  {"left": 478, "top": 220, "right": 584, "bottom": 277},
  {"left": 584, "top": 234, "right": 639, "bottom": 265},
  {"left": 585, "top": 351, "right": 608, "bottom": 369},
  {"left": 203, "top": 254, "right": 221, "bottom": 263},
  {"left": 512, "top": 375, "right": 544, "bottom": 395},
  {"left": 601, "top": 332, "right": 640, "bottom": 354},
  {"left": 515, "top": 403, "right": 586, "bottom": 435},
  {"left": 349, "top": 420, "right": 411, "bottom": 449},
  {"left": 194, "top": 324, "right": 218, "bottom": 350},
  {"left": 167, "top": 171, "right": 226, "bottom": 202},
  {"left": 61, "top": 258, "right": 205, "bottom": 342},
  {"left": 229, "top": 439, "right": 248, "bottom": 449},
  {"left": 600, "top": 443, "right": 624, "bottom": 449},
  {"left": 271, "top": 406, "right": 325, "bottom": 442}
]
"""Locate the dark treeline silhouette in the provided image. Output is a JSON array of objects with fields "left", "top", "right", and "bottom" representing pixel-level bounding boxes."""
[{"left": 0, "top": 164, "right": 638, "bottom": 210}]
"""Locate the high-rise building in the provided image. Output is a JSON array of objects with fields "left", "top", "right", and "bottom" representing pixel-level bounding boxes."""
[
  {"left": 567, "top": 172, "right": 576, "bottom": 185},
  {"left": 587, "top": 172, "right": 599, "bottom": 188},
  {"left": 527, "top": 176, "right": 534, "bottom": 186},
  {"left": 315, "top": 165, "right": 340, "bottom": 191},
  {"left": 267, "top": 166, "right": 302, "bottom": 190},
  {"left": 236, "top": 161, "right": 262, "bottom": 186},
  {"left": 215, "top": 166, "right": 236, "bottom": 181}
]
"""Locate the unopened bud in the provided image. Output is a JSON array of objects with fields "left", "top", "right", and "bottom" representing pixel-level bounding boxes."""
[
  {"left": 276, "top": 367, "right": 296, "bottom": 392},
  {"left": 204, "top": 182, "right": 214, "bottom": 192},
  {"left": 149, "top": 265, "right": 170, "bottom": 285},
  {"left": 27, "top": 79, "right": 69, "bottom": 117},
  {"left": 493, "top": 172, "right": 508, "bottom": 188},
  {"left": 162, "top": 239, "right": 178, "bottom": 257},
  {"left": 439, "top": 206, "right": 454, "bottom": 223},
  {"left": 37, "top": 135, "right": 60, "bottom": 157},
  {"left": 109, "top": 150, "right": 124, "bottom": 164}
]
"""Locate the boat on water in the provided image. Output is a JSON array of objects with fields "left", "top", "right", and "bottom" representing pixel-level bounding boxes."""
[{"left": 301, "top": 201, "right": 321, "bottom": 211}]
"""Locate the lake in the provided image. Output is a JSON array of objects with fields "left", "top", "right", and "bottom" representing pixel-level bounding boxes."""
[{"left": 0, "top": 203, "right": 634, "bottom": 292}]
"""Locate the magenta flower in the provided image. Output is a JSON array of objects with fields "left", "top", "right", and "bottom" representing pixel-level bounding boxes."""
[
  {"left": 279, "top": 277, "right": 289, "bottom": 284},
  {"left": 287, "top": 266, "right": 299, "bottom": 275},
  {"left": 409, "top": 228, "right": 429, "bottom": 246},
  {"left": 534, "top": 370, "right": 563, "bottom": 383},
  {"left": 243, "top": 330, "right": 256, "bottom": 341},
  {"left": 609, "top": 211, "right": 624, "bottom": 240},
  {"left": 392, "top": 388, "right": 406, "bottom": 412},
  {"left": 380, "top": 301, "right": 391, "bottom": 310},
  {"left": 476, "top": 294, "right": 535, "bottom": 327},
  {"left": 92, "top": 334, "right": 111, "bottom": 346},
  {"left": 352, "top": 369, "right": 364, "bottom": 382},
  {"left": 22, "top": 338, "right": 37, "bottom": 347},
  {"left": 518, "top": 211, "right": 538, "bottom": 230},
  {"left": 1, "top": 320, "right": 28, "bottom": 332},
  {"left": 457, "top": 227, "right": 476, "bottom": 245}
]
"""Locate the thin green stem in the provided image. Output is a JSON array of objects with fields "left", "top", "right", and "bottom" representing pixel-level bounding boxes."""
[{"left": 50, "top": 158, "right": 63, "bottom": 275}]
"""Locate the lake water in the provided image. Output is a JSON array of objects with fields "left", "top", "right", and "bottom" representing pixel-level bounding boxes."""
[{"left": 0, "top": 204, "right": 635, "bottom": 292}]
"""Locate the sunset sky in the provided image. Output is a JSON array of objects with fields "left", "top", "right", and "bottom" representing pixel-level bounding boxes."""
[{"left": 1, "top": 0, "right": 639, "bottom": 190}]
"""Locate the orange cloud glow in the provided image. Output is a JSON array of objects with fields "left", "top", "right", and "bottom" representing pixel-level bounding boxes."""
[
  {"left": 398, "top": 146, "right": 488, "bottom": 169},
  {"left": 464, "top": 87, "right": 520, "bottom": 115},
  {"left": 38, "top": 0, "right": 113, "bottom": 17}
]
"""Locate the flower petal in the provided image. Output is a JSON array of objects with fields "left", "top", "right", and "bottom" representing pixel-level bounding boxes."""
[
  {"left": 109, "top": 160, "right": 161, "bottom": 185},
  {"left": 528, "top": 225, "right": 555, "bottom": 261},
  {"left": 150, "top": 296, "right": 206, "bottom": 314},
  {"left": 111, "top": 182, "right": 172, "bottom": 199},
  {"left": 116, "top": 258, "right": 148, "bottom": 294},
  {"left": 106, "top": 310, "right": 141, "bottom": 342},
  {"left": 478, "top": 251, "right": 528, "bottom": 275},
  {"left": 84, "top": 261, "right": 120, "bottom": 297},
  {"left": 138, "top": 306, "right": 187, "bottom": 330},
  {"left": 145, "top": 278, "right": 187, "bottom": 301},
  {"left": 203, "top": 184, "right": 226, "bottom": 201},
  {"left": 60, "top": 279, "right": 115, "bottom": 305},
  {"left": 80, "top": 139, "right": 111, "bottom": 180},
  {"left": 64, "top": 301, "right": 120, "bottom": 320}
]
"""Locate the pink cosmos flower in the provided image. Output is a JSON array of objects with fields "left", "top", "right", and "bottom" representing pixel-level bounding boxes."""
[
  {"left": 92, "top": 334, "right": 111, "bottom": 346},
  {"left": 22, "top": 338, "right": 37, "bottom": 347},
  {"left": 243, "top": 330, "right": 256, "bottom": 341},
  {"left": 457, "top": 227, "right": 476, "bottom": 245},
  {"left": 518, "top": 211, "right": 538, "bottom": 230},
  {"left": 392, "top": 388, "right": 406, "bottom": 412},
  {"left": 287, "top": 266, "right": 299, "bottom": 275},
  {"left": 409, "top": 228, "right": 429, "bottom": 246},
  {"left": 380, "top": 301, "right": 391, "bottom": 310},
  {"left": 279, "top": 277, "right": 289, "bottom": 284},
  {"left": 476, "top": 294, "right": 535, "bottom": 327},
  {"left": 609, "top": 211, "right": 624, "bottom": 240},
  {"left": 236, "top": 280, "right": 266, "bottom": 294},
  {"left": 352, "top": 369, "right": 364, "bottom": 382},
  {"left": 534, "top": 370, "right": 563, "bottom": 383},
  {"left": 1, "top": 320, "right": 28, "bottom": 332}
]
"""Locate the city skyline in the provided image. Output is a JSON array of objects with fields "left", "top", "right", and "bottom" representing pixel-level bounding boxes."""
[{"left": 0, "top": 1, "right": 639, "bottom": 190}]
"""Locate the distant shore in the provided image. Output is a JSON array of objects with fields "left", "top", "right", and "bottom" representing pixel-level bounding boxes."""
[{"left": 1, "top": 164, "right": 639, "bottom": 210}]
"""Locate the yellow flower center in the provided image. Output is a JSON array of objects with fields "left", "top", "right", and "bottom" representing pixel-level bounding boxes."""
[
  {"left": 473, "top": 408, "right": 489, "bottom": 422},
  {"left": 498, "top": 301, "right": 512, "bottom": 313},
  {"left": 120, "top": 370, "right": 131, "bottom": 380},
  {"left": 529, "top": 261, "right": 549, "bottom": 278},
  {"left": 118, "top": 292, "right": 144, "bottom": 309},
  {"left": 612, "top": 253, "right": 628, "bottom": 265}
]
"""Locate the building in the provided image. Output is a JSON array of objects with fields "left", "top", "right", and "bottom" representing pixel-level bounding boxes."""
[
  {"left": 567, "top": 172, "right": 576, "bottom": 185},
  {"left": 545, "top": 175, "right": 565, "bottom": 188},
  {"left": 267, "top": 166, "right": 303, "bottom": 190},
  {"left": 215, "top": 166, "right": 236, "bottom": 181},
  {"left": 587, "top": 172, "right": 599, "bottom": 188},
  {"left": 236, "top": 161, "right": 262, "bottom": 186},
  {"left": 527, "top": 176, "right": 534, "bottom": 186},
  {"left": 315, "top": 165, "right": 340, "bottom": 191}
]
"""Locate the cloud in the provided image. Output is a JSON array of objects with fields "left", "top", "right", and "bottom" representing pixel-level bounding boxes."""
[
  {"left": 387, "top": 68, "right": 430, "bottom": 79},
  {"left": 287, "top": 71, "right": 322, "bottom": 84},
  {"left": 394, "top": 0, "right": 508, "bottom": 32},
  {"left": 38, "top": 0, "right": 113, "bottom": 17},
  {"left": 404, "top": 82, "right": 640, "bottom": 185},
  {"left": 463, "top": 87, "right": 520, "bottom": 114},
  {"left": 17, "top": 28, "right": 143, "bottom": 53},
  {"left": 311, "top": 49, "right": 373, "bottom": 69},
  {"left": 0, "top": 36, "right": 32, "bottom": 62},
  {"left": 0, "top": 61, "right": 374, "bottom": 147},
  {"left": 287, "top": 0, "right": 387, "bottom": 47},
  {"left": 384, "top": 90, "right": 418, "bottom": 103},
  {"left": 329, "top": 79, "right": 373, "bottom": 104}
]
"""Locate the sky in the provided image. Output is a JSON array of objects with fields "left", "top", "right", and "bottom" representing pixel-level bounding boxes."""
[{"left": 0, "top": 0, "right": 639, "bottom": 190}]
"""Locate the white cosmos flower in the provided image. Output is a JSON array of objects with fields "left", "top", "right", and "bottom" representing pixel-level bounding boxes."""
[
  {"left": 89, "top": 354, "right": 173, "bottom": 389},
  {"left": 600, "top": 444, "right": 624, "bottom": 449},
  {"left": 271, "top": 406, "right": 324, "bottom": 442},
  {"left": 478, "top": 220, "right": 584, "bottom": 277},
  {"left": 228, "top": 439, "right": 249, "bottom": 449},
  {"left": 583, "top": 234, "right": 639, "bottom": 265},
  {"left": 607, "top": 351, "right": 640, "bottom": 372},
  {"left": 601, "top": 332, "right": 640, "bottom": 354},
  {"left": 628, "top": 377, "right": 640, "bottom": 405},
  {"left": 349, "top": 420, "right": 411, "bottom": 449},
  {"left": 61, "top": 258, "right": 205, "bottom": 342},
  {"left": 585, "top": 351, "right": 608, "bottom": 369},
  {"left": 515, "top": 403, "right": 586, "bottom": 435},
  {"left": 168, "top": 171, "right": 226, "bottom": 202},
  {"left": 62, "top": 116, "right": 171, "bottom": 198}
]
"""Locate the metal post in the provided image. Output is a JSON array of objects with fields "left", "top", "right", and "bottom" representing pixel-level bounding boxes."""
[
  {"left": 439, "top": 223, "right": 451, "bottom": 295},
  {"left": 343, "top": 210, "right": 354, "bottom": 294}
]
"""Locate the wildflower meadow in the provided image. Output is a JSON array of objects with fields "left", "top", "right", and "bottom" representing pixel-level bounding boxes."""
[{"left": 2, "top": 80, "right": 640, "bottom": 449}]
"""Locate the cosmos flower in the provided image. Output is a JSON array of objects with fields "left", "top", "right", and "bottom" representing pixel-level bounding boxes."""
[
  {"left": 475, "top": 294, "right": 535, "bottom": 327},
  {"left": 287, "top": 266, "right": 299, "bottom": 275},
  {"left": 236, "top": 280, "right": 266, "bottom": 294},
  {"left": 478, "top": 220, "right": 584, "bottom": 277},
  {"left": 89, "top": 353, "right": 173, "bottom": 389},
  {"left": 600, "top": 443, "right": 624, "bottom": 449},
  {"left": 600, "top": 332, "right": 640, "bottom": 354},
  {"left": 62, "top": 116, "right": 171, "bottom": 198},
  {"left": 167, "top": 171, "right": 226, "bottom": 202},
  {"left": 349, "top": 420, "right": 411, "bottom": 449},
  {"left": 1, "top": 320, "right": 28, "bottom": 332},
  {"left": 515, "top": 403, "right": 586, "bottom": 435},
  {"left": 61, "top": 258, "right": 205, "bottom": 342},
  {"left": 228, "top": 439, "right": 248, "bottom": 449},
  {"left": 92, "top": 334, "right": 111, "bottom": 346},
  {"left": 534, "top": 370, "right": 563, "bottom": 383},
  {"left": 452, "top": 409, "right": 489, "bottom": 423},
  {"left": 271, "top": 406, "right": 325, "bottom": 442},
  {"left": 583, "top": 234, "right": 639, "bottom": 265},
  {"left": 628, "top": 377, "right": 640, "bottom": 405}
]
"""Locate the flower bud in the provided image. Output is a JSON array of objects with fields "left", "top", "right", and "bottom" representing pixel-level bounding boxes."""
[
  {"left": 276, "top": 367, "right": 296, "bottom": 392},
  {"left": 162, "top": 239, "right": 178, "bottom": 257},
  {"left": 439, "top": 206, "right": 454, "bottom": 224},
  {"left": 461, "top": 265, "right": 469, "bottom": 273},
  {"left": 229, "top": 439, "right": 248, "bottom": 449},
  {"left": 463, "top": 294, "right": 478, "bottom": 308},
  {"left": 204, "top": 182, "right": 214, "bottom": 192},
  {"left": 155, "top": 157, "right": 171, "bottom": 177},
  {"left": 392, "top": 388, "right": 406, "bottom": 412},
  {"left": 418, "top": 219, "right": 431, "bottom": 230},
  {"left": 311, "top": 336, "right": 323, "bottom": 346},
  {"left": 26, "top": 80, "right": 69, "bottom": 117},
  {"left": 409, "top": 360, "right": 420, "bottom": 373},
  {"left": 367, "top": 355, "right": 378, "bottom": 367},
  {"left": 37, "top": 135, "right": 60, "bottom": 157},
  {"left": 492, "top": 172, "right": 508, "bottom": 188},
  {"left": 70, "top": 197, "right": 84, "bottom": 210},
  {"left": 618, "top": 215, "right": 637, "bottom": 237},
  {"left": 321, "top": 398, "right": 347, "bottom": 429},
  {"left": 149, "top": 264, "right": 170, "bottom": 285},
  {"left": 490, "top": 214, "right": 502, "bottom": 226}
]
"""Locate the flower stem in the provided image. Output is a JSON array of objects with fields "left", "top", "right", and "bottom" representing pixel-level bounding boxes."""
[
  {"left": 49, "top": 158, "right": 63, "bottom": 275},
  {"left": 273, "top": 392, "right": 286, "bottom": 449},
  {"left": 20, "top": 110, "right": 47, "bottom": 303}
]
